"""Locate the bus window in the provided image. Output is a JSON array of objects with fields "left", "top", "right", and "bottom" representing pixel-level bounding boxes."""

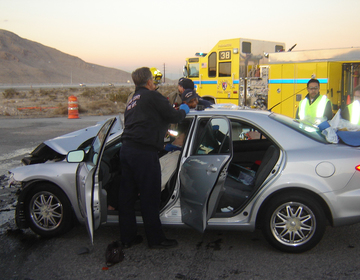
[
  {"left": 242, "top": 42, "right": 251, "bottom": 54},
  {"left": 189, "top": 64, "right": 199, "bottom": 78},
  {"left": 208, "top": 52, "right": 217, "bottom": 77},
  {"left": 275, "top": 45, "right": 284, "bottom": 52},
  {"left": 219, "top": 62, "right": 231, "bottom": 77}
]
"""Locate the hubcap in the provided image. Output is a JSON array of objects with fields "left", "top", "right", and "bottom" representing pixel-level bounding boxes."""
[
  {"left": 270, "top": 202, "right": 316, "bottom": 246},
  {"left": 30, "top": 191, "right": 63, "bottom": 231}
]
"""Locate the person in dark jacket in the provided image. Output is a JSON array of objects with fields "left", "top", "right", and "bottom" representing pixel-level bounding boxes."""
[
  {"left": 167, "top": 78, "right": 194, "bottom": 108},
  {"left": 119, "top": 67, "right": 189, "bottom": 249},
  {"left": 181, "top": 88, "right": 212, "bottom": 109},
  {"left": 126, "top": 67, "right": 163, "bottom": 105}
]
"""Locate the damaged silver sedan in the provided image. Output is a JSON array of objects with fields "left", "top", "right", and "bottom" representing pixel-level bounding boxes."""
[{"left": 8, "top": 108, "right": 360, "bottom": 253}]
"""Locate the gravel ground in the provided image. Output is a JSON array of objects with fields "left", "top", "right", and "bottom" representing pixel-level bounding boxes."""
[{"left": 0, "top": 88, "right": 126, "bottom": 119}]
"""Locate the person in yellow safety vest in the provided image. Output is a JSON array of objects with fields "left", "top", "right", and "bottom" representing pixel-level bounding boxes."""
[
  {"left": 126, "top": 67, "right": 163, "bottom": 105},
  {"left": 341, "top": 85, "right": 360, "bottom": 125},
  {"left": 295, "top": 78, "right": 333, "bottom": 124}
]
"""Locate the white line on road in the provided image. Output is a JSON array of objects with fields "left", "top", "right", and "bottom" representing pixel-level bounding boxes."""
[
  {"left": 0, "top": 147, "right": 35, "bottom": 175},
  {"left": 0, "top": 147, "right": 33, "bottom": 161}
]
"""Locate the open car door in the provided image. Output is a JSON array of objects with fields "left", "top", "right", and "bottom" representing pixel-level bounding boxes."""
[
  {"left": 75, "top": 117, "right": 117, "bottom": 244},
  {"left": 180, "top": 117, "right": 232, "bottom": 232}
]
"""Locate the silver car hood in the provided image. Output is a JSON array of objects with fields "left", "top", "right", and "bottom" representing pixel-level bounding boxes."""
[
  {"left": 44, "top": 116, "right": 123, "bottom": 155},
  {"left": 44, "top": 124, "right": 102, "bottom": 155},
  {"left": 21, "top": 116, "right": 123, "bottom": 166}
]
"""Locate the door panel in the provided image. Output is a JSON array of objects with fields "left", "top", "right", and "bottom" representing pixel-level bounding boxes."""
[
  {"left": 76, "top": 117, "right": 116, "bottom": 244},
  {"left": 180, "top": 117, "right": 231, "bottom": 232},
  {"left": 180, "top": 155, "right": 230, "bottom": 232}
]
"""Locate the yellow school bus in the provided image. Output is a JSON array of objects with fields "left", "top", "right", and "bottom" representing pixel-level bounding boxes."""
[
  {"left": 267, "top": 48, "right": 360, "bottom": 118},
  {"left": 183, "top": 38, "right": 285, "bottom": 107}
]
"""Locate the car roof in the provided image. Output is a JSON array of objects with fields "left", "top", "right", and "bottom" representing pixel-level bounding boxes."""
[{"left": 187, "top": 106, "right": 273, "bottom": 119}]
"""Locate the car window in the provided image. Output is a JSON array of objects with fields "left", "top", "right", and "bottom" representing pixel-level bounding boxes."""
[
  {"left": 229, "top": 118, "right": 274, "bottom": 173},
  {"left": 87, "top": 119, "right": 114, "bottom": 165},
  {"left": 269, "top": 113, "right": 328, "bottom": 143},
  {"left": 193, "top": 117, "right": 230, "bottom": 155},
  {"left": 230, "top": 121, "right": 266, "bottom": 141}
]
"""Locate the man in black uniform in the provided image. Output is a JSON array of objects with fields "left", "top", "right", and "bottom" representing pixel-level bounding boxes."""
[{"left": 119, "top": 67, "right": 189, "bottom": 249}]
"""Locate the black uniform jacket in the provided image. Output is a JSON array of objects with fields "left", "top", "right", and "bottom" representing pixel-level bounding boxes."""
[{"left": 121, "top": 86, "right": 186, "bottom": 151}]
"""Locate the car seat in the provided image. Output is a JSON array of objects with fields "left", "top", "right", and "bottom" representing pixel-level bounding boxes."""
[
  {"left": 217, "top": 145, "right": 280, "bottom": 213},
  {"left": 253, "top": 145, "right": 279, "bottom": 188}
]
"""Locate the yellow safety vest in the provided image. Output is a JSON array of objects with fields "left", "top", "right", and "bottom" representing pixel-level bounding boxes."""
[
  {"left": 299, "top": 95, "right": 328, "bottom": 122},
  {"left": 348, "top": 100, "right": 360, "bottom": 125}
]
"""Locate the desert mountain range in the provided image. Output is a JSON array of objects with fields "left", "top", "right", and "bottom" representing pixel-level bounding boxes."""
[{"left": 0, "top": 29, "right": 132, "bottom": 85}]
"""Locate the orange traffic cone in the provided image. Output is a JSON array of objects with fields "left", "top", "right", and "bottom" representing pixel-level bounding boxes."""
[{"left": 68, "top": 95, "right": 79, "bottom": 119}]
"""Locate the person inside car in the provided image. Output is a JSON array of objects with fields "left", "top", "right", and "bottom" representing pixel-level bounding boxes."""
[
  {"left": 167, "top": 78, "right": 194, "bottom": 108},
  {"left": 159, "top": 127, "right": 188, "bottom": 191},
  {"left": 181, "top": 89, "right": 212, "bottom": 109}
]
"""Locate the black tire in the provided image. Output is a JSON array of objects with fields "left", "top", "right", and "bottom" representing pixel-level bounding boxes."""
[
  {"left": 261, "top": 193, "right": 326, "bottom": 253},
  {"left": 25, "top": 183, "right": 74, "bottom": 237}
]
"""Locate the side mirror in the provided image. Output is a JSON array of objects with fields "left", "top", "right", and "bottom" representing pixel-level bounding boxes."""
[
  {"left": 67, "top": 150, "right": 85, "bottom": 163},
  {"left": 182, "top": 66, "right": 187, "bottom": 77}
]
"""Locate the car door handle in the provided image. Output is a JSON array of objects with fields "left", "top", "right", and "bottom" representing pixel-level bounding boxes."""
[{"left": 207, "top": 166, "right": 218, "bottom": 173}]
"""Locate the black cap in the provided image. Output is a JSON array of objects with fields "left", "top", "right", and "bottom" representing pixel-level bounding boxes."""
[
  {"left": 178, "top": 78, "right": 194, "bottom": 90},
  {"left": 181, "top": 89, "right": 197, "bottom": 103}
]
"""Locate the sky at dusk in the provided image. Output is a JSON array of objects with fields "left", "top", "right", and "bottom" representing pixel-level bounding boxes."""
[{"left": 2, "top": 0, "right": 360, "bottom": 80}]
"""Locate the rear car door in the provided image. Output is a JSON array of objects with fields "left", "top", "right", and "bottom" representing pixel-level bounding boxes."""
[
  {"left": 180, "top": 116, "right": 232, "bottom": 232},
  {"left": 76, "top": 117, "right": 117, "bottom": 244}
]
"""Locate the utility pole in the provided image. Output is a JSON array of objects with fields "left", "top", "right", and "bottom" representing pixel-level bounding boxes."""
[{"left": 163, "top": 63, "right": 166, "bottom": 84}]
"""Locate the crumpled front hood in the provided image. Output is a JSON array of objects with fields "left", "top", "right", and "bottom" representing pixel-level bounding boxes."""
[
  {"left": 43, "top": 124, "right": 103, "bottom": 155},
  {"left": 43, "top": 116, "right": 123, "bottom": 155},
  {"left": 22, "top": 116, "right": 123, "bottom": 165}
]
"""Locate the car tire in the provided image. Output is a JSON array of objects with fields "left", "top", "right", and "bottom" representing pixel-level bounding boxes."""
[
  {"left": 25, "top": 183, "right": 74, "bottom": 237},
  {"left": 261, "top": 193, "right": 326, "bottom": 253}
]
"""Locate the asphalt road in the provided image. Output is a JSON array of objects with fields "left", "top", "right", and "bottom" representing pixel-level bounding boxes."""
[
  {"left": 1, "top": 116, "right": 360, "bottom": 279},
  {"left": 0, "top": 114, "right": 119, "bottom": 228},
  {"left": 0, "top": 115, "right": 115, "bottom": 175}
]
